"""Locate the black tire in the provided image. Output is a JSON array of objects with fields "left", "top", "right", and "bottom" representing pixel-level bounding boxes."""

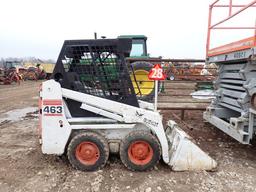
[
  {"left": 120, "top": 131, "right": 161, "bottom": 171},
  {"left": 130, "top": 61, "right": 157, "bottom": 102},
  {"left": 67, "top": 132, "right": 109, "bottom": 171}
]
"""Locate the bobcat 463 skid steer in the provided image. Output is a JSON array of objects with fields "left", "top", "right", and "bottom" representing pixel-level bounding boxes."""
[{"left": 39, "top": 38, "right": 217, "bottom": 171}]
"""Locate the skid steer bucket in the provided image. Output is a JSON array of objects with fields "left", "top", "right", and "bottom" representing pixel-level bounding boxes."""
[{"left": 166, "top": 120, "right": 217, "bottom": 171}]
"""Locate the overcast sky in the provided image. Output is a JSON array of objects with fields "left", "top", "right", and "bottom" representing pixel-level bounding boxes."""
[{"left": 0, "top": 0, "right": 255, "bottom": 60}]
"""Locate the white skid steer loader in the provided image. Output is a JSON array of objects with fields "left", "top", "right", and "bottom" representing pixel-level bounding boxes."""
[{"left": 39, "top": 38, "right": 217, "bottom": 171}]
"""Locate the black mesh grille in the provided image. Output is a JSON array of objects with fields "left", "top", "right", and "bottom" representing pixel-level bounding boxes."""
[{"left": 52, "top": 39, "right": 139, "bottom": 111}]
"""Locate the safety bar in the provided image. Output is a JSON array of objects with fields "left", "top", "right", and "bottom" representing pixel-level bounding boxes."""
[{"left": 206, "top": 0, "right": 256, "bottom": 57}]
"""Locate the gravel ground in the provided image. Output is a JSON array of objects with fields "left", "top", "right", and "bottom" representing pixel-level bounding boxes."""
[{"left": 0, "top": 81, "right": 256, "bottom": 192}]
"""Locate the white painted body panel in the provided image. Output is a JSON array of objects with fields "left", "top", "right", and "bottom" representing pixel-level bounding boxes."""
[
  {"left": 41, "top": 81, "right": 71, "bottom": 155},
  {"left": 40, "top": 80, "right": 217, "bottom": 171}
]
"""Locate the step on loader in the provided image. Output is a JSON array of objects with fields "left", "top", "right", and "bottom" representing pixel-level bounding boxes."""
[{"left": 39, "top": 38, "right": 217, "bottom": 171}]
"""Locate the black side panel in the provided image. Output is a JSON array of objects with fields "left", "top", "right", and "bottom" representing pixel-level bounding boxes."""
[{"left": 51, "top": 38, "right": 139, "bottom": 117}]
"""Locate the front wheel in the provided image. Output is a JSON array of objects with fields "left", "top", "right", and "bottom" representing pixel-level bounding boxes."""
[
  {"left": 120, "top": 131, "right": 161, "bottom": 171},
  {"left": 67, "top": 132, "right": 109, "bottom": 171}
]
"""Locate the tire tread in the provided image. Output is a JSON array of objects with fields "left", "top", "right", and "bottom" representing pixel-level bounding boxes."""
[
  {"left": 120, "top": 130, "right": 161, "bottom": 171},
  {"left": 67, "top": 131, "right": 109, "bottom": 171}
]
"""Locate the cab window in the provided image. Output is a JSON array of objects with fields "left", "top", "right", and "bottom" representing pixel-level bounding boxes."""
[{"left": 130, "top": 40, "right": 146, "bottom": 57}]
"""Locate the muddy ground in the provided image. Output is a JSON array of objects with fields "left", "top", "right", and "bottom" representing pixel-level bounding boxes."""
[{"left": 0, "top": 81, "right": 256, "bottom": 192}]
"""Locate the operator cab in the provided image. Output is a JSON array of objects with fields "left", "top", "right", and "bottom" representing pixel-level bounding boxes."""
[{"left": 118, "top": 35, "right": 148, "bottom": 57}]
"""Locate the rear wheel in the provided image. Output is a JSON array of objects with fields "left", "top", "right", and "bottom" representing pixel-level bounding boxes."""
[
  {"left": 130, "top": 61, "right": 155, "bottom": 101},
  {"left": 67, "top": 132, "right": 109, "bottom": 171},
  {"left": 120, "top": 131, "right": 161, "bottom": 171}
]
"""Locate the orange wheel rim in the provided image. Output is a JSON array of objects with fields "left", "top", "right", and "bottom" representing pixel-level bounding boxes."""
[
  {"left": 128, "top": 140, "right": 153, "bottom": 165},
  {"left": 75, "top": 142, "right": 100, "bottom": 165}
]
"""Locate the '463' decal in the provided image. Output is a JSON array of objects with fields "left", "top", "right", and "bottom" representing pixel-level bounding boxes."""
[
  {"left": 44, "top": 106, "right": 62, "bottom": 113},
  {"left": 42, "top": 99, "right": 63, "bottom": 116},
  {"left": 43, "top": 106, "right": 63, "bottom": 116}
]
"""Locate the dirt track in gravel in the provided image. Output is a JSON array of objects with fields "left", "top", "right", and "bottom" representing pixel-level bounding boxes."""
[{"left": 1, "top": 81, "right": 256, "bottom": 192}]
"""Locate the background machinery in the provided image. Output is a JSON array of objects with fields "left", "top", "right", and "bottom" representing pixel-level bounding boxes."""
[
  {"left": 118, "top": 35, "right": 157, "bottom": 101},
  {"left": 0, "top": 60, "right": 24, "bottom": 84},
  {"left": 24, "top": 60, "right": 55, "bottom": 79},
  {"left": 39, "top": 38, "right": 216, "bottom": 171},
  {"left": 203, "top": 0, "right": 256, "bottom": 144},
  {"left": 119, "top": 35, "right": 215, "bottom": 98}
]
